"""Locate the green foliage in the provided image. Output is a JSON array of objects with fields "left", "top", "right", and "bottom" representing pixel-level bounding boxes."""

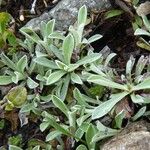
[
  {"left": 8, "top": 135, "right": 22, "bottom": 147},
  {"left": 0, "top": 4, "right": 149, "bottom": 150},
  {"left": 0, "top": 12, "right": 17, "bottom": 51},
  {"left": 4, "top": 86, "right": 27, "bottom": 110},
  {"left": 87, "top": 55, "right": 150, "bottom": 119}
]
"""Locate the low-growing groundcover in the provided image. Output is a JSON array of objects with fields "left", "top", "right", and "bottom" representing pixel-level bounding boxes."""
[{"left": 0, "top": 4, "right": 150, "bottom": 150}]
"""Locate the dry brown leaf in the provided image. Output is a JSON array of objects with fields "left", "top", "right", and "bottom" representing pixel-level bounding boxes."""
[
  {"left": 4, "top": 110, "right": 19, "bottom": 131},
  {"left": 114, "top": 98, "right": 134, "bottom": 119}
]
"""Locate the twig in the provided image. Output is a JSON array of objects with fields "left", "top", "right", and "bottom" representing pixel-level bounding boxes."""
[{"left": 30, "top": 0, "right": 37, "bottom": 14}]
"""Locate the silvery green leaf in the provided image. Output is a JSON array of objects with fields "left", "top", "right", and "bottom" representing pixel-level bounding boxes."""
[
  {"left": 78, "top": 5, "right": 87, "bottom": 26},
  {"left": 32, "top": 146, "right": 40, "bottom": 150},
  {"left": 73, "top": 88, "right": 88, "bottom": 106},
  {"left": 133, "top": 76, "right": 150, "bottom": 91},
  {"left": 130, "top": 93, "right": 144, "bottom": 103},
  {"left": 1, "top": 53, "right": 17, "bottom": 71},
  {"left": 85, "top": 124, "right": 97, "bottom": 150},
  {"left": 132, "top": 106, "right": 146, "bottom": 121},
  {"left": 34, "top": 57, "right": 58, "bottom": 69},
  {"left": 77, "top": 24, "right": 85, "bottom": 43},
  {"left": 27, "top": 77, "right": 39, "bottom": 89},
  {"left": 28, "top": 60, "right": 36, "bottom": 74},
  {"left": 92, "top": 130, "right": 116, "bottom": 143},
  {"left": 71, "top": 72, "right": 83, "bottom": 84},
  {"left": 46, "top": 130, "right": 62, "bottom": 141},
  {"left": 46, "top": 70, "right": 66, "bottom": 85},
  {"left": 20, "top": 27, "right": 41, "bottom": 43},
  {"left": 82, "top": 38, "right": 88, "bottom": 44},
  {"left": 0, "top": 76, "right": 12, "bottom": 85},
  {"left": 92, "top": 92, "right": 128, "bottom": 119},
  {"left": 115, "top": 110, "right": 125, "bottom": 129},
  {"left": 76, "top": 53, "right": 101, "bottom": 66},
  {"left": 69, "top": 25, "right": 80, "bottom": 46},
  {"left": 77, "top": 114, "right": 91, "bottom": 126},
  {"left": 88, "top": 74, "right": 127, "bottom": 90},
  {"left": 49, "top": 44, "right": 64, "bottom": 61},
  {"left": 79, "top": 122, "right": 91, "bottom": 132},
  {"left": 35, "top": 51, "right": 48, "bottom": 58},
  {"left": 82, "top": 94, "right": 100, "bottom": 105},
  {"left": 142, "top": 16, "right": 150, "bottom": 32},
  {"left": 135, "top": 55, "right": 148, "bottom": 76},
  {"left": 46, "top": 19, "right": 55, "bottom": 36},
  {"left": 17, "top": 55, "right": 27, "bottom": 73},
  {"left": 75, "top": 128, "right": 85, "bottom": 142},
  {"left": 48, "top": 32, "right": 65, "bottom": 40},
  {"left": 11, "top": 71, "right": 24, "bottom": 84},
  {"left": 62, "top": 34, "right": 74, "bottom": 65},
  {"left": 36, "top": 74, "right": 45, "bottom": 82},
  {"left": 89, "top": 64, "right": 106, "bottom": 77},
  {"left": 104, "top": 53, "right": 117, "bottom": 67},
  {"left": 134, "top": 28, "right": 150, "bottom": 36},
  {"left": 126, "top": 56, "right": 135, "bottom": 77},
  {"left": 55, "top": 60, "right": 69, "bottom": 70},
  {"left": 68, "top": 110, "right": 76, "bottom": 128},
  {"left": 67, "top": 64, "right": 79, "bottom": 72},
  {"left": 76, "top": 145, "right": 88, "bottom": 150},
  {"left": 52, "top": 95, "right": 69, "bottom": 117},
  {"left": 92, "top": 121, "right": 118, "bottom": 142},
  {"left": 20, "top": 103, "right": 33, "bottom": 113},
  {"left": 43, "top": 111, "right": 71, "bottom": 136},
  {"left": 96, "top": 121, "right": 118, "bottom": 133},
  {"left": 9, "top": 145, "right": 23, "bottom": 150},
  {"left": 87, "top": 34, "right": 103, "bottom": 44},
  {"left": 40, "top": 122, "right": 50, "bottom": 132},
  {"left": 40, "top": 21, "right": 47, "bottom": 38},
  {"left": 59, "top": 74, "right": 70, "bottom": 101}
]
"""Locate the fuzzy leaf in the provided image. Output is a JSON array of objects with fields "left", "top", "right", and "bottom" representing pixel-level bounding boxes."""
[
  {"left": 92, "top": 92, "right": 128, "bottom": 119},
  {"left": 1, "top": 53, "right": 17, "bottom": 71},
  {"left": 20, "top": 27, "right": 41, "bottom": 43},
  {"left": 43, "top": 111, "right": 71, "bottom": 136},
  {"left": 88, "top": 74, "right": 127, "bottom": 90},
  {"left": 134, "top": 28, "right": 150, "bottom": 36},
  {"left": 46, "top": 19, "right": 55, "bottom": 36},
  {"left": 71, "top": 72, "right": 83, "bottom": 84},
  {"left": 132, "top": 106, "right": 146, "bottom": 121},
  {"left": 85, "top": 124, "right": 97, "bottom": 150},
  {"left": 27, "top": 77, "right": 39, "bottom": 89},
  {"left": 46, "top": 70, "right": 66, "bottom": 85},
  {"left": 62, "top": 34, "right": 74, "bottom": 65},
  {"left": 52, "top": 95, "right": 69, "bottom": 117},
  {"left": 48, "top": 32, "right": 65, "bottom": 40},
  {"left": 0, "top": 76, "right": 12, "bottom": 85},
  {"left": 76, "top": 145, "right": 88, "bottom": 150},
  {"left": 115, "top": 110, "right": 125, "bottom": 129},
  {"left": 133, "top": 76, "right": 150, "bottom": 91},
  {"left": 17, "top": 55, "right": 27, "bottom": 73},
  {"left": 76, "top": 53, "right": 101, "bottom": 66},
  {"left": 78, "top": 5, "right": 87, "bottom": 25},
  {"left": 46, "top": 130, "right": 62, "bottom": 141},
  {"left": 87, "top": 34, "right": 102, "bottom": 44},
  {"left": 34, "top": 57, "right": 58, "bottom": 69}
]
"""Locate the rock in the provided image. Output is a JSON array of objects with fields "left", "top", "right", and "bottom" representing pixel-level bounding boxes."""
[
  {"left": 101, "top": 121, "right": 150, "bottom": 150},
  {"left": 25, "top": 0, "right": 111, "bottom": 31},
  {"left": 136, "top": 1, "right": 150, "bottom": 16}
]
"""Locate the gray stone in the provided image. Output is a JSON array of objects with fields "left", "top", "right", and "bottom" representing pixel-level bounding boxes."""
[
  {"left": 101, "top": 121, "right": 150, "bottom": 150},
  {"left": 25, "top": 0, "right": 111, "bottom": 31}
]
